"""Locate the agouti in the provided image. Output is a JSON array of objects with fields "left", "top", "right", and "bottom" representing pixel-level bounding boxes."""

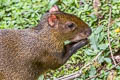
[{"left": 0, "top": 6, "right": 91, "bottom": 80}]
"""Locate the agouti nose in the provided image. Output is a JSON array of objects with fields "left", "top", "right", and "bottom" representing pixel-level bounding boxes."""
[{"left": 86, "top": 27, "right": 92, "bottom": 37}]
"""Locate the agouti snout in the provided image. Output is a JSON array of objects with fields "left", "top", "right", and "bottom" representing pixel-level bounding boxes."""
[{"left": 0, "top": 5, "right": 91, "bottom": 80}]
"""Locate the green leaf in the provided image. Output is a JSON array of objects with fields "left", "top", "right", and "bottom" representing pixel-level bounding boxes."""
[
  {"left": 116, "top": 22, "right": 120, "bottom": 26},
  {"left": 98, "top": 56, "right": 104, "bottom": 63},
  {"left": 89, "top": 66, "right": 96, "bottom": 77},
  {"left": 94, "top": 25, "right": 104, "bottom": 34},
  {"left": 98, "top": 43, "right": 108, "bottom": 50},
  {"left": 104, "top": 58, "right": 112, "bottom": 63},
  {"left": 74, "top": 0, "right": 79, "bottom": 8},
  {"left": 85, "top": 49, "right": 96, "bottom": 55},
  {"left": 64, "top": 40, "right": 71, "bottom": 45},
  {"left": 48, "top": 0, "right": 58, "bottom": 9},
  {"left": 38, "top": 75, "right": 44, "bottom": 80},
  {"left": 89, "top": 33, "right": 98, "bottom": 51}
]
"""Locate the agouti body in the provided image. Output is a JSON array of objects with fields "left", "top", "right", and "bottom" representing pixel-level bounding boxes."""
[{"left": 0, "top": 6, "right": 91, "bottom": 80}]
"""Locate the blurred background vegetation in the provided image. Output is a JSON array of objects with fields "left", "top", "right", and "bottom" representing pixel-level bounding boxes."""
[{"left": 0, "top": 0, "right": 120, "bottom": 80}]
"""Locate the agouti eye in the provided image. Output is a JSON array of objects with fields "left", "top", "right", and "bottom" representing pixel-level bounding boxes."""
[
  {"left": 65, "top": 22, "right": 76, "bottom": 31},
  {"left": 68, "top": 23, "right": 74, "bottom": 29}
]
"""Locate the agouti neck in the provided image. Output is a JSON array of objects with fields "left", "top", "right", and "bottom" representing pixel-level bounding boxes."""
[{"left": 37, "top": 28, "right": 65, "bottom": 52}]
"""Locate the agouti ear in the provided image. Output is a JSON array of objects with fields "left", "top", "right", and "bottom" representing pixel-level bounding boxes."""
[
  {"left": 48, "top": 14, "right": 58, "bottom": 27},
  {"left": 49, "top": 5, "right": 60, "bottom": 13}
]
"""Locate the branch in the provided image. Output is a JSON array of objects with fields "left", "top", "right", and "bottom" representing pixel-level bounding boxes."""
[
  {"left": 55, "top": 51, "right": 103, "bottom": 80},
  {"left": 107, "top": 4, "right": 117, "bottom": 65}
]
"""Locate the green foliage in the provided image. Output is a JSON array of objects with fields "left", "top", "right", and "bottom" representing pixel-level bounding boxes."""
[
  {"left": 38, "top": 75, "right": 44, "bottom": 80},
  {"left": 0, "top": 0, "right": 50, "bottom": 29},
  {"left": 0, "top": 0, "right": 120, "bottom": 80}
]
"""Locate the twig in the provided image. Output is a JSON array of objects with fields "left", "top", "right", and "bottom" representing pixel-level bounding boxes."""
[
  {"left": 107, "top": 4, "right": 117, "bottom": 65},
  {"left": 86, "top": 63, "right": 120, "bottom": 80},
  {"left": 55, "top": 51, "right": 103, "bottom": 80}
]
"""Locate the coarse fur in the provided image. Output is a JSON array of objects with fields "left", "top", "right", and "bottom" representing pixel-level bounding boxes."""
[{"left": 0, "top": 6, "right": 91, "bottom": 80}]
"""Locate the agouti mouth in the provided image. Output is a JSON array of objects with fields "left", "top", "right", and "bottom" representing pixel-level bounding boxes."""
[
  {"left": 68, "top": 38, "right": 88, "bottom": 48},
  {"left": 65, "top": 38, "right": 88, "bottom": 54}
]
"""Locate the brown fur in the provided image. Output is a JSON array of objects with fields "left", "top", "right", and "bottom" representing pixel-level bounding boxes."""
[{"left": 0, "top": 9, "right": 91, "bottom": 80}]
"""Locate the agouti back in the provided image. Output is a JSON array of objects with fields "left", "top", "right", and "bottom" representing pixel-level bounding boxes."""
[{"left": 0, "top": 6, "right": 91, "bottom": 80}]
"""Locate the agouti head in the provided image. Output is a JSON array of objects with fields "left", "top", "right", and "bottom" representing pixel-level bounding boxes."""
[{"left": 47, "top": 5, "right": 91, "bottom": 48}]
